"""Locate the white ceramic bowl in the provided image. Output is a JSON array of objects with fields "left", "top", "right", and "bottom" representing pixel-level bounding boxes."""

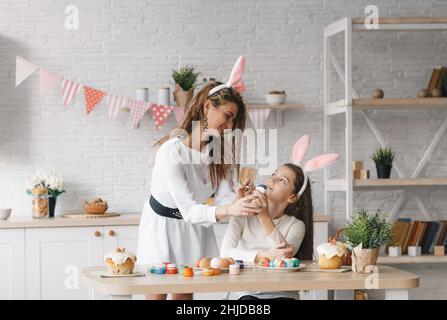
[
  {"left": 265, "top": 93, "right": 286, "bottom": 105},
  {"left": 0, "top": 208, "right": 12, "bottom": 220}
]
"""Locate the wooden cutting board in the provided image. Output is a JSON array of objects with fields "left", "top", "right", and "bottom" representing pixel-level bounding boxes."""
[{"left": 61, "top": 212, "right": 121, "bottom": 218}]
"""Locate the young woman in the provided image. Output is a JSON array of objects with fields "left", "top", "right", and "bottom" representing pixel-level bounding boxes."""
[
  {"left": 220, "top": 163, "right": 314, "bottom": 300},
  {"left": 136, "top": 57, "right": 262, "bottom": 300}
]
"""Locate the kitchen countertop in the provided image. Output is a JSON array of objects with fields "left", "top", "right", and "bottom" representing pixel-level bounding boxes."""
[{"left": 0, "top": 213, "right": 330, "bottom": 229}]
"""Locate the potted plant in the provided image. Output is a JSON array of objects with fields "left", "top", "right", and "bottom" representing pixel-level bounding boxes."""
[
  {"left": 26, "top": 169, "right": 66, "bottom": 218},
  {"left": 172, "top": 65, "right": 200, "bottom": 107},
  {"left": 343, "top": 209, "right": 392, "bottom": 273},
  {"left": 372, "top": 147, "right": 395, "bottom": 179}
]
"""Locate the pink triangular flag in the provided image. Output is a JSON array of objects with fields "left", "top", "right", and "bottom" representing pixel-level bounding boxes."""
[
  {"left": 61, "top": 78, "right": 81, "bottom": 107},
  {"left": 173, "top": 106, "right": 186, "bottom": 125},
  {"left": 151, "top": 104, "right": 174, "bottom": 130},
  {"left": 83, "top": 86, "right": 106, "bottom": 114},
  {"left": 248, "top": 109, "right": 271, "bottom": 129},
  {"left": 127, "top": 100, "right": 150, "bottom": 128},
  {"left": 39, "top": 69, "right": 61, "bottom": 95},
  {"left": 16, "top": 57, "right": 38, "bottom": 87},
  {"left": 107, "top": 95, "right": 128, "bottom": 119}
]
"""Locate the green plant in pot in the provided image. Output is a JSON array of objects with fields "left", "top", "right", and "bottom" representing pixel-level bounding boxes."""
[
  {"left": 172, "top": 65, "right": 200, "bottom": 107},
  {"left": 372, "top": 147, "right": 395, "bottom": 179},
  {"left": 343, "top": 209, "right": 392, "bottom": 273}
]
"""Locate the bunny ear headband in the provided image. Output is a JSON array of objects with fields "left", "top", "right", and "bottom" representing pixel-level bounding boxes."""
[
  {"left": 208, "top": 56, "right": 246, "bottom": 96},
  {"left": 292, "top": 135, "right": 339, "bottom": 196}
]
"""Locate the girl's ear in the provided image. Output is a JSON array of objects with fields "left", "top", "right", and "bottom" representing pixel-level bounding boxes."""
[{"left": 287, "top": 193, "right": 298, "bottom": 204}]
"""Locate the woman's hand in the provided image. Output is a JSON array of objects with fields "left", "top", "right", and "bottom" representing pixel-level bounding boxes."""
[
  {"left": 216, "top": 195, "right": 262, "bottom": 221},
  {"left": 235, "top": 182, "right": 255, "bottom": 200}
]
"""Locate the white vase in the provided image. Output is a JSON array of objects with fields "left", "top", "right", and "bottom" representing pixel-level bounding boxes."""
[
  {"left": 388, "top": 246, "right": 402, "bottom": 257},
  {"left": 408, "top": 246, "right": 421, "bottom": 257},
  {"left": 158, "top": 87, "right": 170, "bottom": 106},
  {"left": 136, "top": 88, "right": 149, "bottom": 102}
]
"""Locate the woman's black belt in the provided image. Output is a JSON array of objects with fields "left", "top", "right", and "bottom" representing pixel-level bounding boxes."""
[{"left": 149, "top": 195, "right": 183, "bottom": 220}]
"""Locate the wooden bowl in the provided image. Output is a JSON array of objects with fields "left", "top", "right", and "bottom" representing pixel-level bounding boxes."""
[{"left": 83, "top": 202, "right": 108, "bottom": 215}]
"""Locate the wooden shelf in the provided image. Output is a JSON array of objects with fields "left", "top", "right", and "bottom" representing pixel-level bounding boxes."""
[
  {"left": 378, "top": 254, "right": 447, "bottom": 264},
  {"left": 247, "top": 103, "right": 304, "bottom": 110},
  {"left": 351, "top": 16, "right": 447, "bottom": 31},
  {"left": 352, "top": 98, "right": 447, "bottom": 109},
  {"left": 352, "top": 17, "right": 447, "bottom": 25},
  {"left": 354, "top": 178, "right": 447, "bottom": 190}
]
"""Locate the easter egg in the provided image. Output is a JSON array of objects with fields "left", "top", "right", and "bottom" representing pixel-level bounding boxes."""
[
  {"left": 258, "top": 257, "right": 270, "bottom": 267},
  {"left": 284, "top": 259, "right": 294, "bottom": 268},
  {"left": 291, "top": 258, "right": 300, "bottom": 267}
]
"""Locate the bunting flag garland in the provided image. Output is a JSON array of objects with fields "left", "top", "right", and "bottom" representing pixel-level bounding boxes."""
[
  {"left": 15, "top": 56, "right": 182, "bottom": 130},
  {"left": 173, "top": 106, "right": 186, "bottom": 125},
  {"left": 39, "top": 69, "right": 61, "bottom": 95},
  {"left": 16, "top": 56, "right": 38, "bottom": 87},
  {"left": 128, "top": 100, "right": 151, "bottom": 128},
  {"left": 248, "top": 109, "right": 271, "bottom": 129},
  {"left": 151, "top": 104, "right": 174, "bottom": 130},
  {"left": 107, "top": 95, "right": 128, "bottom": 119},
  {"left": 61, "top": 78, "right": 81, "bottom": 107},
  {"left": 83, "top": 86, "right": 106, "bottom": 114}
]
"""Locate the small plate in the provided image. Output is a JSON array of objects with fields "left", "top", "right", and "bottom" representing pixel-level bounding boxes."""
[
  {"left": 92, "top": 271, "right": 145, "bottom": 278},
  {"left": 256, "top": 264, "right": 306, "bottom": 272},
  {"left": 304, "top": 265, "right": 351, "bottom": 273}
]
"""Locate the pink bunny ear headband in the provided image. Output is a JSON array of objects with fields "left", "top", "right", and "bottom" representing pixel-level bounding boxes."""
[
  {"left": 292, "top": 135, "right": 339, "bottom": 196},
  {"left": 208, "top": 56, "right": 246, "bottom": 96}
]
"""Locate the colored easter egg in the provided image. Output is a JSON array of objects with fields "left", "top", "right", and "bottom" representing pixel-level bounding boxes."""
[{"left": 291, "top": 258, "right": 300, "bottom": 267}]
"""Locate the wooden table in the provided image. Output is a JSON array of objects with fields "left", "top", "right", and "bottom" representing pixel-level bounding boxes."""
[{"left": 82, "top": 263, "right": 419, "bottom": 300}]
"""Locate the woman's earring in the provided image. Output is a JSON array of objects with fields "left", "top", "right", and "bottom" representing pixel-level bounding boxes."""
[{"left": 203, "top": 115, "right": 208, "bottom": 132}]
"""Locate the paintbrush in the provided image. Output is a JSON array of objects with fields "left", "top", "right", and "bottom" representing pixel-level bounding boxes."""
[{"left": 239, "top": 167, "right": 257, "bottom": 195}]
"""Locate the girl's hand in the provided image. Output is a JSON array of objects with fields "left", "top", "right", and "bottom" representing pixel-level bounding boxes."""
[
  {"left": 225, "top": 195, "right": 262, "bottom": 217},
  {"left": 260, "top": 242, "right": 294, "bottom": 260},
  {"left": 251, "top": 189, "right": 268, "bottom": 217}
]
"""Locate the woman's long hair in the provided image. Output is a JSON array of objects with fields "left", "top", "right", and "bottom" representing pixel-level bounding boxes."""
[
  {"left": 156, "top": 82, "right": 247, "bottom": 188},
  {"left": 283, "top": 163, "right": 314, "bottom": 260}
]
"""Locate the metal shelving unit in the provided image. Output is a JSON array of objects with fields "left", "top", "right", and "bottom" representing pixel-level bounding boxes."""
[{"left": 323, "top": 17, "right": 447, "bottom": 222}]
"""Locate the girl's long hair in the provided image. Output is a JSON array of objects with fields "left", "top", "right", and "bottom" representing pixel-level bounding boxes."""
[
  {"left": 283, "top": 163, "right": 314, "bottom": 260},
  {"left": 156, "top": 81, "right": 247, "bottom": 188}
]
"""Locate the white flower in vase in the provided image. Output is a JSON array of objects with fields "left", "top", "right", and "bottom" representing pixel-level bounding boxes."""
[{"left": 25, "top": 169, "right": 66, "bottom": 198}]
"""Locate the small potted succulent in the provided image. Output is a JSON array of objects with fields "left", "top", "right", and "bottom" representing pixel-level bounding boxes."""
[
  {"left": 265, "top": 90, "right": 287, "bottom": 105},
  {"left": 172, "top": 65, "right": 200, "bottom": 107},
  {"left": 343, "top": 209, "right": 392, "bottom": 273},
  {"left": 372, "top": 147, "right": 395, "bottom": 179}
]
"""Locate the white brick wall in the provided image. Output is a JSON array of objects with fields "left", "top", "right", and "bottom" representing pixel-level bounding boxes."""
[{"left": 1, "top": 0, "right": 447, "bottom": 299}]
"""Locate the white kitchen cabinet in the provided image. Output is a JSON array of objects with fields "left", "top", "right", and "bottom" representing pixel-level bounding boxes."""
[
  {"left": 25, "top": 227, "right": 103, "bottom": 300},
  {"left": 0, "top": 229, "right": 26, "bottom": 299}
]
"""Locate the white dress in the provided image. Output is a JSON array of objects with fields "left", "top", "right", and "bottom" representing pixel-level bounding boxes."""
[{"left": 137, "top": 137, "right": 235, "bottom": 266}]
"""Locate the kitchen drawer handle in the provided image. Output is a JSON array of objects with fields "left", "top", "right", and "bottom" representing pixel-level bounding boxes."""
[
  {"left": 94, "top": 231, "right": 101, "bottom": 237},
  {"left": 108, "top": 230, "right": 115, "bottom": 237}
]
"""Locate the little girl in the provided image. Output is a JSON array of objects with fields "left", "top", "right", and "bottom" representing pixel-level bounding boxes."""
[
  {"left": 220, "top": 163, "right": 314, "bottom": 300},
  {"left": 220, "top": 135, "right": 338, "bottom": 300}
]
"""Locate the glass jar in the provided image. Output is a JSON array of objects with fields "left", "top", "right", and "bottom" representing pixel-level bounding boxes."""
[{"left": 31, "top": 187, "right": 49, "bottom": 219}]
